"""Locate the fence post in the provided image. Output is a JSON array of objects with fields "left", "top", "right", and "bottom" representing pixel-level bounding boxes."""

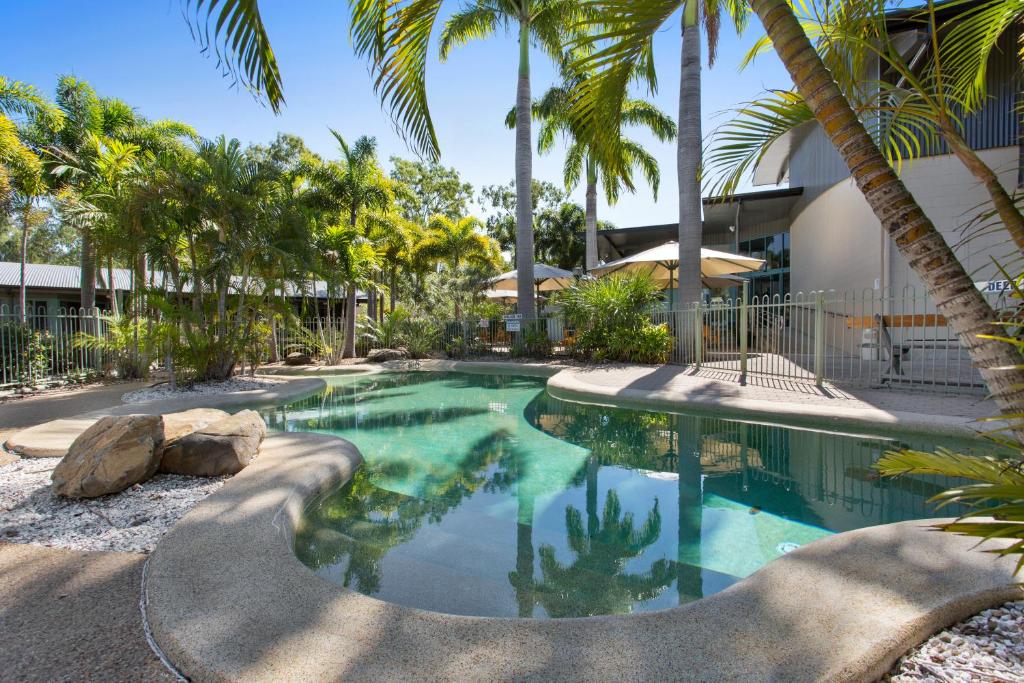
[
  {"left": 739, "top": 280, "right": 748, "bottom": 385},
  {"left": 693, "top": 301, "right": 702, "bottom": 369},
  {"left": 814, "top": 291, "right": 825, "bottom": 388}
]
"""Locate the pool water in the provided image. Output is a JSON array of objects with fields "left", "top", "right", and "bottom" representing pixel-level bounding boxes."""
[{"left": 264, "top": 371, "right": 990, "bottom": 619}]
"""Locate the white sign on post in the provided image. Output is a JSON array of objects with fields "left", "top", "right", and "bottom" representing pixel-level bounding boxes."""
[
  {"left": 503, "top": 313, "right": 523, "bottom": 332},
  {"left": 478, "top": 319, "right": 489, "bottom": 328}
]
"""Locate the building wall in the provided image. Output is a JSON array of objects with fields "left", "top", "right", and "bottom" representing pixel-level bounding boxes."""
[{"left": 789, "top": 146, "right": 1020, "bottom": 296}]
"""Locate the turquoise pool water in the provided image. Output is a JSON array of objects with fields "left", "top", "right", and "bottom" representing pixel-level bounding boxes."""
[{"left": 264, "top": 371, "right": 989, "bottom": 618}]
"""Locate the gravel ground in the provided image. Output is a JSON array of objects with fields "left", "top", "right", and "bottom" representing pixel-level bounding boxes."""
[
  {"left": 122, "top": 375, "right": 285, "bottom": 404},
  {"left": 0, "top": 457, "right": 226, "bottom": 553},
  {"left": 885, "top": 601, "right": 1024, "bottom": 682}
]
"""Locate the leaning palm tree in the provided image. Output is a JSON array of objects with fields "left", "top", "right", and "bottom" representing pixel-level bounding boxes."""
[
  {"left": 508, "top": 78, "right": 676, "bottom": 269},
  {"left": 704, "top": 0, "right": 1024, "bottom": 253},
  {"left": 740, "top": 0, "right": 1024, "bottom": 420}
]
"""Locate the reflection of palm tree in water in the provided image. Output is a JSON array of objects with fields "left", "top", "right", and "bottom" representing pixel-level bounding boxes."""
[
  {"left": 675, "top": 414, "right": 704, "bottom": 604},
  {"left": 514, "top": 489, "right": 675, "bottom": 618}
]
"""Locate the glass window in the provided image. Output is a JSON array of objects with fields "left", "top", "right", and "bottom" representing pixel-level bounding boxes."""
[
  {"left": 749, "top": 237, "right": 766, "bottom": 261},
  {"left": 781, "top": 232, "right": 790, "bottom": 268},
  {"left": 766, "top": 234, "right": 783, "bottom": 270}
]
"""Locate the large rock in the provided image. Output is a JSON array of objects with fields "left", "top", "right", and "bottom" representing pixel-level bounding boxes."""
[
  {"left": 52, "top": 415, "right": 165, "bottom": 498},
  {"left": 162, "top": 408, "right": 230, "bottom": 445},
  {"left": 284, "top": 351, "right": 312, "bottom": 366},
  {"left": 159, "top": 410, "right": 267, "bottom": 477},
  {"left": 367, "top": 348, "right": 407, "bottom": 363}
]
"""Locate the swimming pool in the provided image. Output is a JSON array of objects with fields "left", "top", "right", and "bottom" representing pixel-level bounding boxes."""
[{"left": 263, "top": 371, "right": 989, "bottom": 619}]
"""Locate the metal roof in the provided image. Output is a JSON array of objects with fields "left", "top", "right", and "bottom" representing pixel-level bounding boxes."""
[{"left": 0, "top": 262, "right": 339, "bottom": 299}]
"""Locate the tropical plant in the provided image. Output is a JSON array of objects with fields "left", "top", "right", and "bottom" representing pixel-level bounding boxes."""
[
  {"left": 738, "top": 0, "right": 1024, "bottom": 424},
  {"left": 704, "top": 0, "right": 1024, "bottom": 254},
  {"left": 0, "top": 320, "right": 51, "bottom": 386},
  {"left": 73, "top": 313, "right": 167, "bottom": 379},
  {"left": 509, "top": 75, "right": 676, "bottom": 269},
  {"left": 415, "top": 215, "right": 501, "bottom": 318},
  {"left": 569, "top": 0, "right": 749, "bottom": 306},
  {"left": 560, "top": 272, "right": 671, "bottom": 363},
  {"left": 511, "top": 321, "right": 552, "bottom": 358},
  {"left": 389, "top": 157, "right": 474, "bottom": 225}
]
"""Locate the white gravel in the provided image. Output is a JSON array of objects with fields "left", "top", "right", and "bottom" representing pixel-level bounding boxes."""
[
  {"left": 0, "top": 457, "right": 226, "bottom": 554},
  {"left": 122, "top": 376, "right": 285, "bottom": 404},
  {"left": 885, "top": 601, "right": 1024, "bottom": 682}
]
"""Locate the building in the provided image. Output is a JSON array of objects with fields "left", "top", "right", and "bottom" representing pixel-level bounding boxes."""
[
  {"left": 0, "top": 261, "right": 352, "bottom": 323},
  {"left": 604, "top": 2, "right": 1021, "bottom": 301}
]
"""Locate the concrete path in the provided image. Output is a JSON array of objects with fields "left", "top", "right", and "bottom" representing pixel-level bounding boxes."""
[
  {"left": 0, "top": 542, "right": 174, "bottom": 682},
  {"left": 0, "top": 381, "right": 148, "bottom": 463}
]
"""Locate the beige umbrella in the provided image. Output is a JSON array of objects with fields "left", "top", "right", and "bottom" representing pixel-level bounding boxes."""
[
  {"left": 482, "top": 289, "right": 518, "bottom": 302},
  {"left": 488, "top": 263, "right": 576, "bottom": 293},
  {"left": 591, "top": 241, "right": 764, "bottom": 306}
]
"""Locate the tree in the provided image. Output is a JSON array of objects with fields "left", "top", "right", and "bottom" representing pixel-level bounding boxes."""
[
  {"left": 304, "top": 132, "right": 393, "bottom": 357},
  {"left": 0, "top": 78, "right": 63, "bottom": 320},
  {"left": 569, "top": 0, "right": 748, "bottom": 306},
  {"left": 743, "top": 0, "right": 1024, "bottom": 421},
  {"left": 704, "top": 0, "right": 1024, "bottom": 254},
  {"left": 480, "top": 179, "right": 566, "bottom": 254},
  {"left": 415, "top": 214, "right": 501, "bottom": 317},
  {"left": 534, "top": 202, "right": 614, "bottom": 270},
  {"left": 389, "top": 157, "right": 474, "bottom": 225},
  {"left": 510, "top": 78, "right": 675, "bottom": 269}
]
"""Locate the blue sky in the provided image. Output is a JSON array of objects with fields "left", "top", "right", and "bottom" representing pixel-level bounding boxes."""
[{"left": 1, "top": 1, "right": 792, "bottom": 227}]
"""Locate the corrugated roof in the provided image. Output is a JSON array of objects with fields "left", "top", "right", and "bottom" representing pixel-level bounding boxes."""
[{"left": 0, "top": 262, "right": 340, "bottom": 299}]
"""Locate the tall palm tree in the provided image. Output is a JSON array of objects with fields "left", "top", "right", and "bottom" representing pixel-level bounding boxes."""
[
  {"left": 510, "top": 81, "right": 676, "bottom": 269},
  {"left": 436, "top": 0, "right": 583, "bottom": 319},
  {"left": 745, "top": 0, "right": 1024, "bottom": 420},
  {"left": 305, "top": 132, "right": 392, "bottom": 357},
  {"left": 568, "top": 1, "right": 747, "bottom": 306}
]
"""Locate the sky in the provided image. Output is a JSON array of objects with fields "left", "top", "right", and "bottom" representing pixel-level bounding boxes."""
[{"left": 1, "top": 1, "right": 793, "bottom": 228}]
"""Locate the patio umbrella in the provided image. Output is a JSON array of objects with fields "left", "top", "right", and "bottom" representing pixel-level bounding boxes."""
[
  {"left": 489, "top": 263, "right": 576, "bottom": 292},
  {"left": 482, "top": 289, "right": 518, "bottom": 302},
  {"left": 590, "top": 241, "right": 764, "bottom": 306}
]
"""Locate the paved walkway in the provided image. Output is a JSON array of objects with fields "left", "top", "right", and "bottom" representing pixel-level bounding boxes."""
[
  {"left": 0, "top": 542, "right": 174, "bottom": 682},
  {"left": 0, "top": 381, "right": 148, "bottom": 465}
]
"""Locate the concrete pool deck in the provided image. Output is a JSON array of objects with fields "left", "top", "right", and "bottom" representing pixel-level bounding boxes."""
[{"left": 144, "top": 422, "right": 1022, "bottom": 682}]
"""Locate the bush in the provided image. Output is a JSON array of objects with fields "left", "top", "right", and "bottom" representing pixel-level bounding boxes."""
[
  {"left": 560, "top": 273, "right": 672, "bottom": 364},
  {"left": 511, "top": 323, "right": 552, "bottom": 359},
  {"left": 0, "top": 322, "right": 51, "bottom": 386}
]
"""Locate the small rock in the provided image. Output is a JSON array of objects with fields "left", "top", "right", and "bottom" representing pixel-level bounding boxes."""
[
  {"left": 367, "top": 348, "right": 407, "bottom": 362},
  {"left": 284, "top": 351, "right": 312, "bottom": 366}
]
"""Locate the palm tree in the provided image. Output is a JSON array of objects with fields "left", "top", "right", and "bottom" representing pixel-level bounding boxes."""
[
  {"left": 415, "top": 215, "right": 501, "bottom": 317},
  {"left": 436, "top": 0, "right": 583, "bottom": 319},
  {"left": 704, "top": 0, "right": 1024, "bottom": 252},
  {"left": 510, "top": 80, "right": 676, "bottom": 269},
  {"left": 744, "top": 0, "right": 1024, "bottom": 420},
  {"left": 305, "top": 132, "right": 392, "bottom": 357},
  {"left": 0, "top": 78, "right": 63, "bottom": 321},
  {"left": 568, "top": 0, "right": 747, "bottom": 307}
]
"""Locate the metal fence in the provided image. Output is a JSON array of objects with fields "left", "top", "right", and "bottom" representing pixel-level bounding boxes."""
[{"left": 0, "top": 305, "right": 111, "bottom": 388}]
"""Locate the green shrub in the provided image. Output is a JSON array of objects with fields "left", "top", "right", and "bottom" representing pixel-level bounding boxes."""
[
  {"left": 560, "top": 273, "right": 671, "bottom": 364},
  {"left": 511, "top": 323, "right": 552, "bottom": 359},
  {"left": 0, "top": 322, "right": 51, "bottom": 386}
]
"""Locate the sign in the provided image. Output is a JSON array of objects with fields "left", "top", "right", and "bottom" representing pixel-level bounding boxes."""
[
  {"left": 505, "top": 319, "right": 521, "bottom": 332},
  {"left": 502, "top": 313, "right": 523, "bottom": 320},
  {"left": 976, "top": 280, "right": 1013, "bottom": 293},
  {"left": 478, "top": 318, "right": 489, "bottom": 328}
]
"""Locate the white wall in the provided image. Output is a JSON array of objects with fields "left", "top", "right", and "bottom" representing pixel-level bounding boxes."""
[{"left": 789, "top": 146, "right": 1020, "bottom": 296}]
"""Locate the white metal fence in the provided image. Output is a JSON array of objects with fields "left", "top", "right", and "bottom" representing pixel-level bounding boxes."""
[{"left": 0, "top": 305, "right": 111, "bottom": 388}]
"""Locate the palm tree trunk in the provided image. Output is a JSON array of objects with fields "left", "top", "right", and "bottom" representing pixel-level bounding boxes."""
[
  {"left": 19, "top": 203, "right": 30, "bottom": 324},
  {"left": 80, "top": 230, "right": 96, "bottom": 311},
  {"left": 676, "top": 1, "right": 703, "bottom": 309},
  {"left": 750, "top": 0, "right": 1024, "bottom": 421},
  {"left": 584, "top": 159, "right": 599, "bottom": 271},
  {"left": 343, "top": 286, "right": 357, "bottom": 358},
  {"left": 515, "top": 18, "right": 537, "bottom": 319},
  {"left": 107, "top": 256, "right": 119, "bottom": 317}
]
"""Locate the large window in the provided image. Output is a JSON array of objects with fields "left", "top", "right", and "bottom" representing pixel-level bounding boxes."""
[{"left": 738, "top": 231, "right": 790, "bottom": 299}]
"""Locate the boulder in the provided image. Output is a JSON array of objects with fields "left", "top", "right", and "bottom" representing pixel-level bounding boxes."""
[
  {"left": 284, "top": 351, "right": 312, "bottom": 366},
  {"left": 162, "top": 408, "right": 230, "bottom": 445},
  {"left": 367, "top": 348, "right": 407, "bottom": 363},
  {"left": 159, "top": 410, "right": 267, "bottom": 477},
  {"left": 52, "top": 415, "right": 165, "bottom": 498}
]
